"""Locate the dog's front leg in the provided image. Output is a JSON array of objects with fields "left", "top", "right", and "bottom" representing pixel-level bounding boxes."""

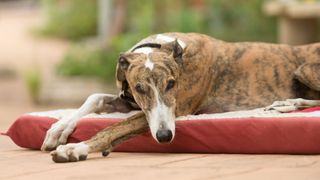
[
  {"left": 41, "top": 93, "right": 134, "bottom": 151},
  {"left": 50, "top": 112, "right": 148, "bottom": 163}
]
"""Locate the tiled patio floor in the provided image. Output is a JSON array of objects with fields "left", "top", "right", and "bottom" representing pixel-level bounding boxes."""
[{"left": 1, "top": 134, "right": 320, "bottom": 180}]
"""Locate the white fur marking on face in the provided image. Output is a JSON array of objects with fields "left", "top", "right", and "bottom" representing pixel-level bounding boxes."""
[
  {"left": 147, "top": 84, "right": 175, "bottom": 142},
  {"left": 156, "top": 34, "right": 186, "bottom": 49},
  {"left": 144, "top": 57, "right": 154, "bottom": 71},
  {"left": 133, "top": 47, "right": 155, "bottom": 71},
  {"left": 133, "top": 47, "right": 153, "bottom": 54}
]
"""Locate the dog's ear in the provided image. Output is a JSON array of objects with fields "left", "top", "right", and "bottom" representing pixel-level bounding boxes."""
[
  {"left": 116, "top": 53, "right": 141, "bottom": 81},
  {"left": 118, "top": 54, "right": 130, "bottom": 70},
  {"left": 161, "top": 39, "right": 183, "bottom": 63},
  {"left": 116, "top": 54, "right": 130, "bottom": 82}
]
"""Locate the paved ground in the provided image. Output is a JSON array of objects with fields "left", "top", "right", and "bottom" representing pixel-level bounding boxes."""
[
  {"left": 2, "top": 136, "right": 320, "bottom": 180},
  {"left": 1, "top": 1, "right": 320, "bottom": 180}
]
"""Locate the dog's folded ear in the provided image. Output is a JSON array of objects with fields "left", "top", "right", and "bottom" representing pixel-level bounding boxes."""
[
  {"left": 116, "top": 54, "right": 130, "bottom": 82},
  {"left": 118, "top": 54, "right": 130, "bottom": 70},
  {"left": 161, "top": 39, "right": 184, "bottom": 63}
]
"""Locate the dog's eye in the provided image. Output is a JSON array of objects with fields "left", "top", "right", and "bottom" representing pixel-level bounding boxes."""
[
  {"left": 166, "top": 79, "right": 175, "bottom": 91},
  {"left": 135, "top": 83, "right": 145, "bottom": 94}
]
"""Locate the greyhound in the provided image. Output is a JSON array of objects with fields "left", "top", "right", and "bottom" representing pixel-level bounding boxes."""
[{"left": 41, "top": 33, "right": 320, "bottom": 163}]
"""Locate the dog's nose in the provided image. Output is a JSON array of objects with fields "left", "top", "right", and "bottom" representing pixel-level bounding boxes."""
[{"left": 156, "top": 129, "right": 173, "bottom": 143}]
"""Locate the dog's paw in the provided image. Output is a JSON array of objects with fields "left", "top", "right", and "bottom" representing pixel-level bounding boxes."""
[
  {"left": 41, "top": 121, "right": 75, "bottom": 151},
  {"left": 264, "top": 99, "right": 305, "bottom": 113},
  {"left": 50, "top": 143, "right": 89, "bottom": 163}
]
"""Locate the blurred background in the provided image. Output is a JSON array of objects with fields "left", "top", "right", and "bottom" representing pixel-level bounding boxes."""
[{"left": 0, "top": 0, "right": 319, "bottom": 130}]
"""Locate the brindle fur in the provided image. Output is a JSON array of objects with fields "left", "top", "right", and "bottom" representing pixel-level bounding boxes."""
[
  {"left": 49, "top": 33, "right": 320, "bottom": 162},
  {"left": 84, "top": 112, "right": 148, "bottom": 153},
  {"left": 117, "top": 33, "right": 320, "bottom": 115}
]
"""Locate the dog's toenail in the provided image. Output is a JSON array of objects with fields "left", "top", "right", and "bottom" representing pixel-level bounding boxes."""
[
  {"left": 52, "top": 155, "right": 69, "bottom": 163},
  {"left": 69, "top": 155, "right": 78, "bottom": 162},
  {"left": 102, "top": 151, "right": 110, "bottom": 157},
  {"left": 79, "top": 155, "right": 88, "bottom": 161}
]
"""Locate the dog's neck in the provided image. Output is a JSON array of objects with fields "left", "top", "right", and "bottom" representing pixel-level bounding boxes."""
[
  {"left": 172, "top": 38, "right": 231, "bottom": 115},
  {"left": 174, "top": 38, "right": 248, "bottom": 115}
]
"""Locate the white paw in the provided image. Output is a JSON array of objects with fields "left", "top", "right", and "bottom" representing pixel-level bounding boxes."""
[
  {"left": 41, "top": 120, "right": 76, "bottom": 151},
  {"left": 264, "top": 99, "right": 303, "bottom": 112},
  {"left": 50, "top": 142, "right": 89, "bottom": 163}
]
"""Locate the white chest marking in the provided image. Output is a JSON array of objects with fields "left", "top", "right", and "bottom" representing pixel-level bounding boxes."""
[{"left": 144, "top": 57, "right": 154, "bottom": 71}]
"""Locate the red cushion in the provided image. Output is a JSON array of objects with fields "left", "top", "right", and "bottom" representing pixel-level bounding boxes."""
[{"left": 2, "top": 108, "right": 320, "bottom": 154}]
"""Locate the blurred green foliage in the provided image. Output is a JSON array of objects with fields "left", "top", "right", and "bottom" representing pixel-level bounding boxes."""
[
  {"left": 57, "top": 46, "right": 118, "bottom": 81},
  {"left": 207, "top": 0, "right": 277, "bottom": 42},
  {"left": 38, "top": 0, "right": 97, "bottom": 40},
  {"left": 24, "top": 69, "right": 42, "bottom": 104},
  {"left": 51, "top": 0, "right": 277, "bottom": 82}
]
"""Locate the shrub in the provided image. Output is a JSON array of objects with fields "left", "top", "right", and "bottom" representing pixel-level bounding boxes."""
[
  {"left": 24, "top": 69, "right": 42, "bottom": 104},
  {"left": 37, "top": 0, "right": 97, "bottom": 40}
]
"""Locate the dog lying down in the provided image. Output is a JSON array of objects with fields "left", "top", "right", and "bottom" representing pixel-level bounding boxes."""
[{"left": 40, "top": 32, "right": 320, "bottom": 163}]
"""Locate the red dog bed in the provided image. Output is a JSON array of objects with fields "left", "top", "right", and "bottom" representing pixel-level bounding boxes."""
[{"left": 2, "top": 107, "right": 320, "bottom": 154}]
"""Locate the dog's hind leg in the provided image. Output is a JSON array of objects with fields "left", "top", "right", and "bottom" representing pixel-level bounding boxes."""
[
  {"left": 41, "top": 93, "right": 136, "bottom": 151},
  {"left": 265, "top": 63, "right": 320, "bottom": 112},
  {"left": 50, "top": 111, "right": 148, "bottom": 163},
  {"left": 265, "top": 98, "right": 320, "bottom": 112},
  {"left": 294, "top": 63, "right": 320, "bottom": 91}
]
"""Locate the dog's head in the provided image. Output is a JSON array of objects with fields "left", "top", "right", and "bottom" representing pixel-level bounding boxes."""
[{"left": 116, "top": 40, "right": 184, "bottom": 143}]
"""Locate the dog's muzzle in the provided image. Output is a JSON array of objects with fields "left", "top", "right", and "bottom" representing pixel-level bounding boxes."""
[{"left": 156, "top": 129, "right": 173, "bottom": 143}]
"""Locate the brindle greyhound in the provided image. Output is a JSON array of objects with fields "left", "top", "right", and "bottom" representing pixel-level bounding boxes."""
[{"left": 41, "top": 33, "right": 320, "bottom": 163}]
